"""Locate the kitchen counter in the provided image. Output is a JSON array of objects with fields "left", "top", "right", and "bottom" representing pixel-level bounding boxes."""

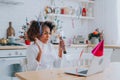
[
  {"left": 0, "top": 44, "right": 120, "bottom": 50},
  {"left": 0, "top": 45, "right": 28, "bottom": 50},
  {"left": 70, "top": 44, "right": 120, "bottom": 49},
  {"left": 54, "top": 44, "right": 120, "bottom": 49}
]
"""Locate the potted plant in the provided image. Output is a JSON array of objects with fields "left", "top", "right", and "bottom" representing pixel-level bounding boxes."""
[{"left": 88, "top": 28, "right": 103, "bottom": 44}]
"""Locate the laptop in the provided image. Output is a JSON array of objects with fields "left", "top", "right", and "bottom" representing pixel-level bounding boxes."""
[{"left": 64, "top": 51, "right": 112, "bottom": 77}]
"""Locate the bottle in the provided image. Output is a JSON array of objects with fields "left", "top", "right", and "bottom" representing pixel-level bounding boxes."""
[
  {"left": 7, "top": 22, "right": 15, "bottom": 39},
  {"left": 82, "top": 7, "right": 86, "bottom": 16},
  {"left": 82, "top": 3, "right": 87, "bottom": 16}
]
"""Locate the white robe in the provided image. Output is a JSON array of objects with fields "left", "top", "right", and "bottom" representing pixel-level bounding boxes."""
[{"left": 26, "top": 40, "right": 61, "bottom": 71}]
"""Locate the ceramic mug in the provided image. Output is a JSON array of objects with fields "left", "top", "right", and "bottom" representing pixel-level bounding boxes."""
[{"left": 8, "top": 36, "right": 15, "bottom": 44}]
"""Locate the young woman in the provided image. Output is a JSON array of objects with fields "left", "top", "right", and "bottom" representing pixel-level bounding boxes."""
[{"left": 26, "top": 20, "right": 64, "bottom": 71}]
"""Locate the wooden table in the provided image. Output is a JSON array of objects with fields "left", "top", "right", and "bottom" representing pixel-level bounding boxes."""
[{"left": 15, "top": 62, "right": 120, "bottom": 80}]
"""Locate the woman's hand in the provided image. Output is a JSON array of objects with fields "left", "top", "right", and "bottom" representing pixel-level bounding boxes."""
[
  {"left": 35, "top": 38, "right": 42, "bottom": 62},
  {"left": 58, "top": 37, "right": 66, "bottom": 58},
  {"left": 59, "top": 38, "right": 65, "bottom": 49}
]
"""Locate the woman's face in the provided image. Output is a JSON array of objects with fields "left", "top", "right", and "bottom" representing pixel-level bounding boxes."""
[{"left": 40, "top": 26, "right": 51, "bottom": 43}]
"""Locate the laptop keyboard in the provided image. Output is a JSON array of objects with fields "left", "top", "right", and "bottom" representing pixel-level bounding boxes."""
[{"left": 78, "top": 70, "right": 88, "bottom": 74}]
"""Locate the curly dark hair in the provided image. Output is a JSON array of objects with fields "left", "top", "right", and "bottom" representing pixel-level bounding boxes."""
[
  {"left": 27, "top": 20, "right": 55, "bottom": 41},
  {"left": 43, "top": 21, "right": 55, "bottom": 32}
]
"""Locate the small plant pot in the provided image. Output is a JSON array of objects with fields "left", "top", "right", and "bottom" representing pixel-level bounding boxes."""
[
  {"left": 90, "top": 37, "right": 99, "bottom": 44},
  {"left": 25, "top": 40, "right": 31, "bottom": 45}
]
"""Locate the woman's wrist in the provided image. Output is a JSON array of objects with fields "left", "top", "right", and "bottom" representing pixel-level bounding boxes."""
[
  {"left": 58, "top": 47, "right": 63, "bottom": 58},
  {"left": 36, "top": 52, "right": 42, "bottom": 62}
]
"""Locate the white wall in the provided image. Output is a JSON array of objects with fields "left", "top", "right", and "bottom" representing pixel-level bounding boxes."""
[
  {"left": 0, "top": 0, "right": 48, "bottom": 38},
  {"left": 0, "top": 0, "right": 119, "bottom": 44},
  {"left": 104, "top": 0, "right": 118, "bottom": 44},
  {"left": 117, "top": 0, "right": 120, "bottom": 44}
]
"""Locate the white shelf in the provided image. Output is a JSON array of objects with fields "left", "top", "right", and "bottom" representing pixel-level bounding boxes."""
[
  {"left": 47, "top": 14, "right": 76, "bottom": 18},
  {"left": 46, "top": 13, "right": 95, "bottom": 19},
  {"left": 80, "top": 16, "right": 95, "bottom": 19},
  {"left": 70, "top": 0, "right": 95, "bottom": 4}
]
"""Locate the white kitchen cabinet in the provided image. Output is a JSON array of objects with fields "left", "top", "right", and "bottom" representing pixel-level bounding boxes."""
[
  {"left": 0, "top": 49, "right": 26, "bottom": 80},
  {"left": 58, "top": 45, "right": 120, "bottom": 68},
  {"left": 111, "top": 49, "right": 120, "bottom": 62}
]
